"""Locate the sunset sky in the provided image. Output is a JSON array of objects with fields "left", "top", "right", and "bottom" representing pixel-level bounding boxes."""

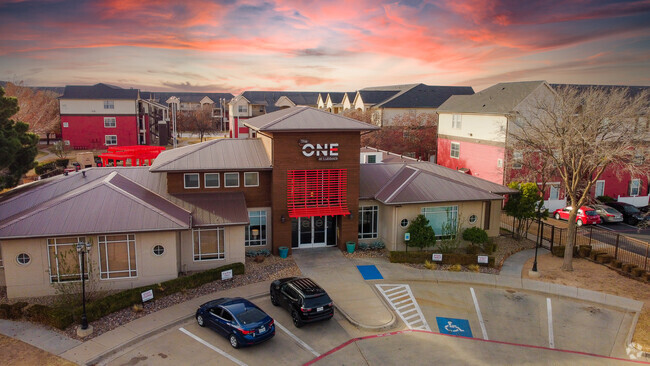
[{"left": 1, "top": 0, "right": 649, "bottom": 93}]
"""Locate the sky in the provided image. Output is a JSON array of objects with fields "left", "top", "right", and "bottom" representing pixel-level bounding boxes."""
[{"left": 0, "top": 0, "right": 649, "bottom": 94}]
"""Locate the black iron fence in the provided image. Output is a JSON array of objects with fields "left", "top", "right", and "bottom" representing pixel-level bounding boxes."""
[{"left": 501, "top": 212, "right": 650, "bottom": 271}]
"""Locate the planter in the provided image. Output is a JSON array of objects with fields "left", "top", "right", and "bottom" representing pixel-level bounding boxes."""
[
  {"left": 278, "top": 246, "right": 289, "bottom": 259},
  {"left": 346, "top": 241, "right": 356, "bottom": 254}
]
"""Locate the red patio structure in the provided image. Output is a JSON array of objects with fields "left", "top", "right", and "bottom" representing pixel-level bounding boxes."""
[{"left": 98, "top": 146, "right": 166, "bottom": 167}]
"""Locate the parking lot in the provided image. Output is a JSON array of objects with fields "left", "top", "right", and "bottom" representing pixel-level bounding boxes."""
[{"left": 102, "top": 282, "right": 639, "bottom": 365}]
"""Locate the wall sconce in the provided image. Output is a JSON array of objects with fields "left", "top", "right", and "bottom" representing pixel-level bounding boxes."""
[
  {"left": 347, "top": 213, "right": 354, "bottom": 220},
  {"left": 281, "top": 215, "right": 286, "bottom": 223}
]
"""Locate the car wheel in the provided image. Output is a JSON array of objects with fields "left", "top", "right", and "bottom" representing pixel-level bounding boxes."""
[
  {"left": 229, "top": 334, "right": 240, "bottom": 349},
  {"left": 270, "top": 290, "right": 279, "bottom": 306},
  {"left": 554, "top": 213, "right": 560, "bottom": 220},
  {"left": 292, "top": 311, "right": 304, "bottom": 328},
  {"left": 576, "top": 219, "right": 583, "bottom": 227},
  {"left": 197, "top": 314, "right": 205, "bottom": 327}
]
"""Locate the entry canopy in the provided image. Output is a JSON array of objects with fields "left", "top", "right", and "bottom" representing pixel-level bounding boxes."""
[{"left": 287, "top": 169, "right": 350, "bottom": 218}]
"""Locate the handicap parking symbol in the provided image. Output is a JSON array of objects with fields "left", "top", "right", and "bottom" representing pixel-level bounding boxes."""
[{"left": 436, "top": 317, "right": 473, "bottom": 338}]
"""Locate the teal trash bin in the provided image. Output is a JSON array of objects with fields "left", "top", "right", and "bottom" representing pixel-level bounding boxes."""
[
  {"left": 279, "top": 246, "right": 289, "bottom": 258},
  {"left": 346, "top": 241, "right": 356, "bottom": 254}
]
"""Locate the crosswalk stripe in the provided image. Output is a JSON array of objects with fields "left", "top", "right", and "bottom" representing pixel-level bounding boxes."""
[{"left": 376, "top": 284, "right": 431, "bottom": 332}]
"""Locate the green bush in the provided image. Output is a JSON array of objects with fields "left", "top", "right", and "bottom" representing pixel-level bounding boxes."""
[
  {"left": 23, "top": 305, "right": 73, "bottom": 330},
  {"left": 406, "top": 215, "right": 436, "bottom": 250},
  {"left": 389, "top": 251, "right": 495, "bottom": 267},
  {"left": 589, "top": 250, "right": 607, "bottom": 260},
  {"left": 462, "top": 227, "right": 488, "bottom": 246},
  {"left": 466, "top": 245, "right": 480, "bottom": 255},
  {"left": 596, "top": 255, "right": 613, "bottom": 264},
  {"left": 622, "top": 263, "right": 638, "bottom": 273},
  {"left": 55, "top": 158, "right": 69, "bottom": 168},
  {"left": 482, "top": 241, "right": 497, "bottom": 255},
  {"left": 34, "top": 161, "right": 56, "bottom": 175},
  {"left": 631, "top": 268, "right": 646, "bottom": 278},
  {"left": 578, "top": 245, "right": 592, "bottom": 258},
  {"left": 610, "top": 260, "right": 623, "bottom": 269},
  {"left": 551, "top": 245, "right": 565, "bottom": 257},
  {"left": 597, "top": 195, "right": 615, "bottom": 203}
]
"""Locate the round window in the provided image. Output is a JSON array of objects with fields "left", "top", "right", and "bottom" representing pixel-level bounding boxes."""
[
  {"left": 469, "top": 215, "right": 478, "bottom": 224},
  {"left": 16, "top": 253, "right": 31, "bottom": 265},
  {"left": 153, "top": 245, "right": 165, "bottom": 256},
  {"left": 400, "top": 219, "right": 409, "bottom": 228}
]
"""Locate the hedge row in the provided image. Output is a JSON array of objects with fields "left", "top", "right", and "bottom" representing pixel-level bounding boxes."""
[
  {"left": 0, "top": 262, "right": 244, "bottom": 330},
  {"left": 389, "top": 251, "right": 495, "bottom": 267}
]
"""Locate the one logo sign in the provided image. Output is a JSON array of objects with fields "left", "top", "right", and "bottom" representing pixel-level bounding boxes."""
[
  {"left": 432, "top": 253, "right": 443, "bottom": 262},
  {"left": 302, "top": 143, "right": 339, "bottom": 161},
  {"left": 404, "top": 232, "right": 410, "bottom": 241},
  {"left": 221, "top": 269, "right": 233, "bottom": 280},
  {"left": 141, "top": 289, "right": 154, "bottom": 303},
  {"left": 436, "top": 317, "right": 473, "bottom": 337},
  {"left": 477, "top": 255, "right": 489, "bottom": 264}
]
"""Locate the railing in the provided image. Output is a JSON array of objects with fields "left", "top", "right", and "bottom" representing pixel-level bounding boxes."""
[{"left": 501, "top": 212, "right": 650, "bottom": 270}]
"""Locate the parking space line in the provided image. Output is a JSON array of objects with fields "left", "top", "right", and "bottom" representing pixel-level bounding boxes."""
[
  {"left": 179, "top": 327, "right": 248, "bottom": 366},
  {"left": 376, "top": 284, "right": 431, "bottom": 331},
  {"left": 275, "top": 321, "right": 320, "bottom": 357},
  {"left": 547, "top": 298, "right": 555, "bottom": 349},
  {"left": 470, "top": 288, "right": 488, "bottom": 340}
]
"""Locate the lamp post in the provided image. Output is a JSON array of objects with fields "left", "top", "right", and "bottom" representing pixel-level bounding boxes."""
[
  {"left": 530, "top": 207, "right": 542, "bottom": 278},
  {"left": 76, "top": 241, "right": 92, "bottom": 330}
]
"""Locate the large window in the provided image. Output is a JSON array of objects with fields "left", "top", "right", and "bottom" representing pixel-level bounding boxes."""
[
  {"left": 205, "top": 173, "right": 220, "bottom": 188},
  {"left": 245, "top": 211, "right": 267, "bottom": 246},
  {"left": 104, "top": 117, "right": 116, "bottom": 128},
  {"left": 450, "top": 142, "right": 460, "bottom": 159},
  {"left": 104, "top": 100, "right": 114, "bottom": 109},
  {"left": 630, "top": 179, "right": 641, "bottom": 196},
  {"left": 549, "top": 185, "right": 560, "bottom": 200},
  {"left": 224, "top": 173, "right": 240, "bottom": 187},
  {"left": 244, "top": 172, "right": 259, "bottom": 187},
  {"left": 358, "top": 206, "right": 378, "bottom": 239},
  {"left": 422, "top": 206, "right": 458, "bottom": 238},
  {"left": 238, "top": 105, "right": 247, "bottom": 113},
  {"left": 105, "top": 135, "right": 117, "bottom": 146},
  {"left": 193, "top": 228, "right": 225, "bottom": 261},
  {"left": 98, "top": 234, "right": 137, "bottom": 279},
  {"left": 452, "top": 114, "right": 462, "bottom": 129},
  {"left": 47, "top": 236, "right": 89, "bottom": 282},
  {"left": 184, "top": 173, "right": 200, "bottom": 189},
  {"left": 512, "top": 151, "right": 523, "bottom": 169}
]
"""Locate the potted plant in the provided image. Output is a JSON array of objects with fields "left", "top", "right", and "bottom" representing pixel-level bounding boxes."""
[{"left": 346, "top": 241, "right": 356, "bottom": 253}]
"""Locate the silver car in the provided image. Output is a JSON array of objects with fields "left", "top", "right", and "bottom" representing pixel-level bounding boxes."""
[{"left": 593, "top": 204, "right": 624, "bottom": 223}]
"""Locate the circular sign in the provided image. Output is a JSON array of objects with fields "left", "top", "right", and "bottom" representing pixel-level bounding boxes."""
[{"left": 315, "top": 218, "right": 323, "bottom": 227}]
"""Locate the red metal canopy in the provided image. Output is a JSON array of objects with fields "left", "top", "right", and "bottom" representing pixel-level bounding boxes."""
[
  {"left": 99, "top": 146, "right": 166, "bottom": 167},
  {"left": 287, "top": 169, "right": 349, "bottom": 218}
]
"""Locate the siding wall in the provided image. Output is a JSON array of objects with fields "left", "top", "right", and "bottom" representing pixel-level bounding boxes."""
[
  {"left": 437, "top": 137, "right": 505, "bottom": 185},
  {"left": 61, "top": 115, "right": 139, "bottom": 149}
]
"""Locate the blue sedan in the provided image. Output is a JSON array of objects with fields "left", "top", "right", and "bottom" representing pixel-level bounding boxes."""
[{"left": 195, "top": 297, "right": 275, "bottom": 348}]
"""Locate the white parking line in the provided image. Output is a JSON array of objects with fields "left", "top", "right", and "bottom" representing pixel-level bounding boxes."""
[
  {"left": 275, "top": 321, "right": 320, "bottom": 357},
  {"left": 470, "top": 288, "right": 488, "bottom": 340},
  {"left": 179, "top": 327, "right": 248, "bottom": 366},
  {"left": 547, "top": 298, "right": 555, "bottom": 349}
]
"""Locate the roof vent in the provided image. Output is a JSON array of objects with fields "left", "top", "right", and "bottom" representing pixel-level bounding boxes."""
[
  {"left": 502, "top": 87, "right": 506, "bottom": 90},
  {"left": 483, "top": 104, "right": 486, "bottom": 107}
]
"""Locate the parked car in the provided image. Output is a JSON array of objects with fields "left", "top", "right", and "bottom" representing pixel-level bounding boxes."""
[
  {"left": 639, "top": 205, "right": 650, "bottom": 214},
  {"left": 195, "top": 297, "right": 275, "bottom": 348},
  {"left": 605, "top": 202, "right": 649, "bottom": 225},
  {"left": 270, "top": 277, "right": 334, "bottom": 328},
  {"left": 592, "top": 204, "right": 624, "bottom": 224},
  {"left": 552, "top": 206, "right": 601, "bottom": 226}
]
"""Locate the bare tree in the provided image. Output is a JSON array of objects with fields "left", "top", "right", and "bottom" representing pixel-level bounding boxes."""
[
  {"left": 177, "top": 105, "right": 215, "bottom": 142},
  {"left": 4, "top": 82, "right": 60, "bottom": 144},
  {"left": 507, "top": 86, "right": 649, "bottom": 271}
]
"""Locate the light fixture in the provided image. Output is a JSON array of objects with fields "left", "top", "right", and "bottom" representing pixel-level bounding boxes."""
[
  {"left": 348, "top": 213, "right": 354, "bottom": 220},
  {"left": 281, "top": 215, "right": 286, "bottom": 223}
]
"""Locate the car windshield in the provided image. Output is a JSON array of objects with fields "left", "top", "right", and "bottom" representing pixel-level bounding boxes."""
[
  {"left": 237, "top": 308, "right": 267, "bottom": 325},
  {"left": 585, "top": 210, "right": 597, "bottom": 216},
  {"left": 603, "top": 207, "right": 619, "bottom": 214},
  {"left": 304, "top": 294, "right": 332, "bottom": 308}
]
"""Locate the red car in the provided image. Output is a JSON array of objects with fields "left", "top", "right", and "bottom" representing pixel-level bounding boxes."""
[{"left": 553, "top": 206, "right": 601, "bottom": 226}]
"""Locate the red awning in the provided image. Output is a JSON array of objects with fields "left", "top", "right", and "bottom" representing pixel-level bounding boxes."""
[{"left": 287, "top": 169, "right": 350, "bottom": 218}]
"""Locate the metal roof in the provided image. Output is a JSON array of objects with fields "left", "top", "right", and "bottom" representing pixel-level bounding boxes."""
[
  {"left": 141, "top": 91, "right": 234, "bottom": 104},
  {"left": 437, "top": 81, "right": 547, "bottom": 114},
  {"left": 244, "top": 106, "right": 380, "bottom": 132},
  {"left": 149, "top": 138, "right": 272, "bottom": 172},
  {"left": 170, "top": 192, "right": 249, "bottom": 226},
  {"left": 377, "top": 85, "right": 474, "bottom": 109},
  {"left": 61, "top": 83, "right": 139, "bottom": 100},
  {"left": 240, "top": 91, "right": 324, "bottom": 113},
  {"left": 407, "top": 161, "right": 517, "bottom": 195},
  {"left": 356, "top": 90, "right": 400, "bottom": 105}
]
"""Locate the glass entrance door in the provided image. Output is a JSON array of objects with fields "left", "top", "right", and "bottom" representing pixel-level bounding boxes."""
[{"left": 298, "top": 216, "right": 334, "bottom": 248}]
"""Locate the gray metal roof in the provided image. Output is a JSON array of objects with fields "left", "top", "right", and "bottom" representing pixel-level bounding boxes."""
[
  {"left": 360, "top": 162, "right": 514, "bottom": 205},
  {"left": 141, "top": 91, "right": 234, "bottom": 104},
  {"left": 61, "top": 83, "right": 139, "bottom": 100},
  {"left": 378, "top": 84, "right": 474, "bottom": 108},
  {"left": 437, "top": 81, "right": 547, "bottom": 114},
  {"left": 240, "top": 91, "right": 324, "bottom": 113},
  {"left": 356, "top": 90, "right": 400, "bottom": 105},
  {"left": 170, "top": 192, "right": 249, "bottom": 226},
  {"left": 149, "top": 139, "right": 272, "bottom": 172},
  {"left": 244, "top": 106, "right": 380, "bottom": 132}
]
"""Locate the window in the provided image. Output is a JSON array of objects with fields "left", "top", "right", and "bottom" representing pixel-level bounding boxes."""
[
  {"left": 366, "top": 155, "right": 377, "bottom": 164},
  {"left": 244, "top": 172, "right": 259, "bottom": 187},
  {"left": 16, "top": 253, "right": 30, "bottom": 265},
  {"left": 98, "top": 234, "right": 137, "bottom": 279},
  {"left": 469, "top": 215, "right": 478, "bottom": 224},
  {"left": 238, "top": 105, "right": 247, "bottom": 113},
  {"left": 245, "top": 211, "right": 267, "bottom": 246},
  {"left": 400, "top": 219, "right": 409, "bottom": 228},
  {"left": 47, "top": 236, "right": 89, "bottom": 282},
  {"left": 358, "top": 206, "right": 378, "bottom": 239},
  {"left": 549, "top": 185, "right": 559, "bottom": 200},
  {"left": 193, "top": 228, "right": 225, "bottom": 261},
  {"left": 422, "top": 206, "right": 458, "bottom": 238},
  {"left": 105, "top": 135, "right": 117, "bottom": 146},
  {"left": 63, "top": 122, "right": 69, "bottom": 128},
  {"left": 595, "top": 180, "right": 605, "bottom": 198},
  {"left": 630, "top": 179, "right": 641, "bottom": 196},
  {"left": 497, "top": 159, "right": 503, "bottom": 168},
  {"left": 104, "top": 100, "right": 114, "bottom": 109},
  {"left": 205, "top": 173, "right": 220, "bottom": 188},
  {"left": 512, "top": 151, "right": 523, "bottom": 169},
  {"left": 153, "top": 245, "right": 165, "bottom": 256},
  {"left": 452, "top": 114, "right": 462, "bottom": 129},
  {"left": 184, "top": 173, "right": 200, "bottom": 189},
  {"left": 450, "top": 142, "right": 460, "bottom": 159},
  {"left": 104, "top": 117, "right": 116, "bottom": 128},
  {"left": 224, "top": 173, "right": 239, "bottom": 187}
]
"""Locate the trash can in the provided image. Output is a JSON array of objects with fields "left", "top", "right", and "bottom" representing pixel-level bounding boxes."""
[
  {"left": 279, "top": 246, "right": 289, "bottom": 258},
  {"left": 346, "top": 241, "right": 356, "bottom": 254}
]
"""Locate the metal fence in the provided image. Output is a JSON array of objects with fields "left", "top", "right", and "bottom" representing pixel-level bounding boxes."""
[{"left": 500, "top": 212, "right": 650, "bottom": 270}]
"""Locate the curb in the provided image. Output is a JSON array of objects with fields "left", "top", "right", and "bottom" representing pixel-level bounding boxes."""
[
  {"left": 333, "top": 283, "right": 397, "bottom": 332},
  {"left": 84, "top": 291, "right": 268, "bottom": 366}
]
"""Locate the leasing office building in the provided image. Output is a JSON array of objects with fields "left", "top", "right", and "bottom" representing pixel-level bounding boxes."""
[{"left": 0, "top": 107, "right": 513, "bottom": 299}]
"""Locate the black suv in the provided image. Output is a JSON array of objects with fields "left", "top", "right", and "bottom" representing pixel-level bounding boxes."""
[
  {"left": 605, "top": 201, "right": 648, "bottom": 225},
  {"left": 270, "top": 277, "right": 334, "bottom": 328}
]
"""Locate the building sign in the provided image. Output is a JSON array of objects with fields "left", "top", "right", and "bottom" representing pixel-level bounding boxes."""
[
  {"left": 432, "top": 253, "right": 443, "bottom": 262},
  {"left": 141, "top": 289, "right": 154, "bottom": 303},
  {"left": 477, "top": 255, "right": 489, "bottom": 264},
  {"left": 302, "top": 143, "right": 339, "bottom": 161},
  {"left": 221, "top": 269, "right": 233, "bottom": 280}
]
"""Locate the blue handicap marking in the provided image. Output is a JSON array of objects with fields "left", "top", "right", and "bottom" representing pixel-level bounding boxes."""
[
  {"left": 436, "top": 317, "right": 473, "bottom": 338},
  {"left": 356, "top": 265, "right": 383, "bottom": 280}
]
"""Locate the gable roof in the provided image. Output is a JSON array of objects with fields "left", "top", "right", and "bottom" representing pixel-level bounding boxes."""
[
  {"left": 141, "top": 91, "right": 233, "bottom": 104},
  {"left": 61, "top": 83, "right": 139, "bottom": 100},
  {"left": 355, "top": 90, "right": 401, "bottom": 105},
  {"left": 149, "top": 138, "right": 271, "bottom": 172},
  {"left": 326, "top": 92, "right": 349, "bottom": 104},
  {"left": 437, "top": 81, "right": 547, "bottom": 114},
  {"left": 377, "top": 84, "right": 474, "bottom": 108},
  {"left": 243, "top": 106, "right": 380, "bottom": 132},
  {"left": 240, "top": 91, "right": 323, "bottom": 113}
]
